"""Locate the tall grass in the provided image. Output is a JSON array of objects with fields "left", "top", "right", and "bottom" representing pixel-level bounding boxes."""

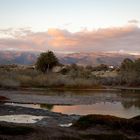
[{"left": 0, "top": 68, "right": 102, "bottom": 89}]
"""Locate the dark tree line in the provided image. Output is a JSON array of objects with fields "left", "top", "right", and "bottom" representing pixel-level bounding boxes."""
[{"left": 119, "top": 58, "right": 140, "bottom": 86}]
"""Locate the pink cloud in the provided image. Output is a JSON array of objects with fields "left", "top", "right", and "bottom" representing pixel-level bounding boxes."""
[{"left": 0, "top": 25, "right": 140, "bottom": 52}]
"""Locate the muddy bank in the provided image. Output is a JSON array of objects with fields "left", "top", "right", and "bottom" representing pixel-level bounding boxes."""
[
  {"left": 0, "top": 95, "right": 9, "bottom": 102},
  {"left": 0, "top": 115, "right": 140, "bottom": 140},
  {"left": 73, "top": 114, "right": 140, "bottom": 132},
  {"left": 0, "top": 104, "right": 79, "bottom": 126},
  {"left": 0, "top": 102, "right": 139, "bottom": 140}
]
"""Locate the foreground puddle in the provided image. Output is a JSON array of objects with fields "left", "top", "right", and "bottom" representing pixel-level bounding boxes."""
[
  {"left": 0, "top": 115, "right": 44, "bottom": 123},
  {"left": 5, "top": 102, "right": 140, "bottom": 118},
  {"left": 59, "top": 123, "right": 73, "bottom": 127}
]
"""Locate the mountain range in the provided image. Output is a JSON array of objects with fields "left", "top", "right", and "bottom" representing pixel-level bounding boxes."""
[{"left": 0, "top": 51, "right": 139, "bottom": 66}]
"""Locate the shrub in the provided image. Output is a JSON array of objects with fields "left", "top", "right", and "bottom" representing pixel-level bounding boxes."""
[
  {"left": 0, "top": 78, "right": 20, "bottom": 88},
  {"left": 16, "top": 75, "right": 33, "bottom": 87}
]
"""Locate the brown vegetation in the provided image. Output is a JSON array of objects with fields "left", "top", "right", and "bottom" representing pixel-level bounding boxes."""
[
  {"left": 0, "top": 67, "right": 103, "bottom": 89},
  {"left": 0, "top": 57, "right": 140, "bottom": 89}
]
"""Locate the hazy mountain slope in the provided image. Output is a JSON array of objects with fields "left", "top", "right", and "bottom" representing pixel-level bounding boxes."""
[
  {"left": 58, "top": 52, "right": 139, "bottom": 66},
  {"left": 0, "top": 51, "right": 39, "bottom": 65},
  {"left": 0, "top": 51, "right": 139, "bottom": 66}
]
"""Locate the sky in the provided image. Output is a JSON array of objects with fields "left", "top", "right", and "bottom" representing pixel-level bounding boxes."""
[{"left": 0, "top": 0, "right": 140, "bottom": 53}]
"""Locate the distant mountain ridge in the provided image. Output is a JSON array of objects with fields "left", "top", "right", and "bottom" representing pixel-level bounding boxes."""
[
  {"left": 58, "top": 52, "right": 140, "bottom": 66},
  {"left": 0, "top": 51, "right": 139, "bottom": 66},
  {"left": 0, "top": 51, "right": 39, "bottom": 65}
]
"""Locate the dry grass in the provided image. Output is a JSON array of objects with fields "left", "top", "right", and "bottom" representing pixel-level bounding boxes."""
[{"left": 0, "top": 67, "right": 103, "bottom": 89}]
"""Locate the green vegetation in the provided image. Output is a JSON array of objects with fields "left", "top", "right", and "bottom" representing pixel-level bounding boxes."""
[
  {"left": 40, "top": 104, "right": 54, "bottom": 110},
  {"left": 119, "top": 58, "right": 140, "bottom": 86},
  {"left": 36, "top": 51, "right": 59, "bottom": 73}
]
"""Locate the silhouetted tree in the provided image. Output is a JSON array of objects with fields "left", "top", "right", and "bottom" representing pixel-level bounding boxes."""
[
  {"left": 36, "top": 51, "right": 59, "bottom": 73},
  {"left": 134, "top": 58, "right": 140, "bottom": 74},
  {"left": 120, "top": 58, "right": 134, "bottom": 72},
  {"left": 119, "top": 58, "right": 140, "bottom": 86}
]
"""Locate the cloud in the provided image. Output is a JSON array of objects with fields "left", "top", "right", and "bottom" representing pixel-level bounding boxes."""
[
  {"left": 128, "top": 19, "right": 139, "bottom": 24},
  {"left": 47, "top": 28, "right": 78, "bottom": 48},
  {"left": 0, "top": 25, "right": 140, "bottom": 53}
]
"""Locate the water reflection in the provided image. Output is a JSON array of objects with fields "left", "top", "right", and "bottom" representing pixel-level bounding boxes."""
[
  {"left": 5, "top": 101, "right": 140, "bottom": 118},
  {"left": 39, "top": 91, "right": 140, "bottom": 118},
  {"left": 119, "top": 93, "right": 140, "bottom": 109},
  {"left": 121, "top": 100, "right": 140, "bottom": 109},
  {"left": 40, "top": 104, "right": 54, "bottom": 110},
  {"left": 0, "top": 115, "right": 44, "bottom": 123},
  {"left": 44, "top": 102, "right": 140, "bottom": 118},
  {"left": 4, "top": 91, "right": 140, "bottom": 118}
]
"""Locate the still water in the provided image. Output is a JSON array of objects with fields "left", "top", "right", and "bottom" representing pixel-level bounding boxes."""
[
  {"left": 0, "top": 115, "right": 44, "bottom": 123},
  {"left": 48, "top": 102, "right": 140, "bottom": 118},
  {"left": 5, "top": 90, "right": 140, "bottom": 118}
]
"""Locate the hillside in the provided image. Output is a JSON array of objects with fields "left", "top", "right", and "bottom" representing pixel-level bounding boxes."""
[
  {"left": 0, "top": 51, "right": 139, "bottom": 66},
  {"left": 59, "top": 52, "right": 140, "bottom": 66}
]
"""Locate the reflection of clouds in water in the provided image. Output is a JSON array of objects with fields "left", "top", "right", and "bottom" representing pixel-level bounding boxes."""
[
  {"left": 51, "top": 102, "right": 140, "bottom": 118},
  {"left": 4, "top": 91, "right": 140, "bottom": 118}
]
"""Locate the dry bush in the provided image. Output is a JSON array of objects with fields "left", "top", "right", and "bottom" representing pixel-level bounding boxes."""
[
  {"left": 33, "top": 74, "right": 48, "bottom": 87},
  {"left": 0, "top": 67, "right": 102, "bottom": 89},
  {"left": 0, "top": 78, "right": 20, "bottom": 88},
  {"left": 42, "top": 74, "right": 66, "bottom": 87},
  {"left": 16, "top": 75, "right": 33, "bottom": 87}
]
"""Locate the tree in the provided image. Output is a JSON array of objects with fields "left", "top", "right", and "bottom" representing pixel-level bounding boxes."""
[
  {"left": 119, "top": 58, "right": 140, "bottom": 86},
  {"left": 120, "top": 58, "right": 134, "bottom": 72},
  {"left": 134, "top": 58, "right": 140, "bottom": 74},
  {"left": 92, "top": 64, "right": 109, "bottom": 71},
  {"left": 36, "top": 51, "right": 59, "bottom": 73}
]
